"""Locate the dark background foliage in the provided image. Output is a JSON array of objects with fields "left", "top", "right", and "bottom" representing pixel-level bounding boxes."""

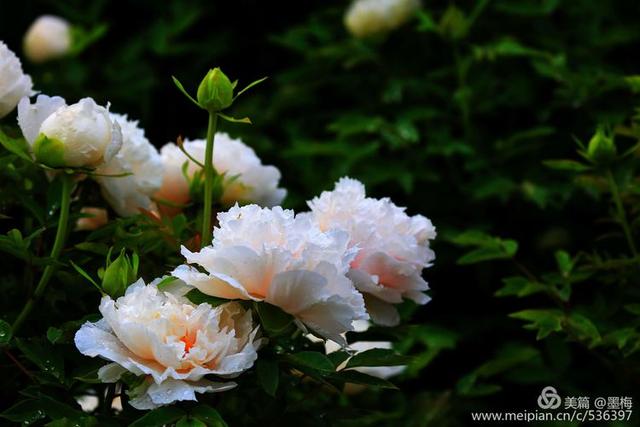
[{"left": 1, "top": 0, "right": 640, "bottom": 425}]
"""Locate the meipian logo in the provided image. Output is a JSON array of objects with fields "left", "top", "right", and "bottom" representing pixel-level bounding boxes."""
[{"left": 537, "top": 386, "right": 562, "bottom": 410}]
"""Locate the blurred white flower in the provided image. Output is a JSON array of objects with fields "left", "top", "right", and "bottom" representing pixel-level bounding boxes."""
[
  {"left": 155, "top": 133, "right": 286, "bottom": 214},
  {"left": 344, "top": 0, "right": 420, "bottom": 38},
  {"left": 76, "top": 207, "right": 108, "bottom": 231},
  {"left": 305, "top": 177, "right": 435, "bottom": 326},
  {"left": 172, "top": 204, "right": 368, "bottom": 344},
  {"left": 0, "top": 41, "right": 33, "bottom": 118},
  {"left": 17, "top": 95, "right": 122, "bottom": 168},
  {"left": 94, "top": 113, "right": 162, "bottom": 216},
  {"left": 23, "top": 15, "right": 72, "bottom": 63},
  {"left": 75, "top": 278, "right": 261, "bottom": 410}
]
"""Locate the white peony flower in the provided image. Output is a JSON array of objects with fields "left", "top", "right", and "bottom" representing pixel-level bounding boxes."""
[
  {"left": 172, "top": 204, "right": 368, "bottom": 344},
  {"left": 305, "top": 177, "right": 436, "bottom": 326},
  {"left": 75, "top": 278, "right": 261, "bottom": 410},
  {"left": 17, "top": 95, "right": 122, "bottom": 168},
  {"left": 0, "top": 41, "right": 33, "bottom": 118},
  {"left": 94, "top": 113, "right": 163, "bottom": 217},
  {"left": 344, "top": 0, "right": 420, "bottom": 38},
  {"left": 76, "top": 207, "right": 108, "bottom": 231},
  {"left": 155, "top": 133, "right": 286, "bottom": 214},
  {"left": 23, "top": 15, "right": 72, "bottom": 63}
]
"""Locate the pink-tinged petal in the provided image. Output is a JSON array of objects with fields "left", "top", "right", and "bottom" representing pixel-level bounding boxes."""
[{"left": 171, "top": 264, "right": 256, "bottom": 300}]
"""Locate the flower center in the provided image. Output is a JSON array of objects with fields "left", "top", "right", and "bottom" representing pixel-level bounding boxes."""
[{"left": 180, "top": 331, "right": 196, "bottom": 353}]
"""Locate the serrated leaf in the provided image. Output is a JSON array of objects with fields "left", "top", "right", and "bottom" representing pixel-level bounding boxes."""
[
  {"left": 566, "top": 313, "right": 601, "bottom": 347},
  {"left": 510, "top": 309, "right": 563, "bottom": 339},
  {"left": 495, "top": 277, "right": 546, "bottom": 298}
]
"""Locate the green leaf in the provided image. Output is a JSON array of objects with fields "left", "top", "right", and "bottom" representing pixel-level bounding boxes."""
[
  {"left": 327, "top": 351, "right": 350, "bottom": 368},
  {"left": 234, "top": 76, "right": 268, "bottom": 99},
  {"left": 0, "top": 319, "right": 12, "bottom": 344},
  {"left": 46, "top": 327, "right": 63, "bottom": 344},
  {"left": 256, "top": 359, "right": 279, "bottom": 397},
  {"left": 543, "top": 159, "right": 591, "bottom": 172},
  {"left": 566, "top": 313, "right": 601, "bottom": 347},
  {"left": 185, "top": 289, "right": 229, "bottom": 307},
  {"left": 15, "top": 338, "right": 64, "bottom": 380},
  {"left": 177, "top": 417, "right": 207, "bottom": 427},
  {"left": 172, "top": 76, "right": 201, "bottom": 108},
  {"left": 45, "top": 416, "right": 98, "bottom": 427},
  {"left": 286, "top": 351, "right": 335, "bottom": 373},
  {"left": 495, "top": 277, "right": 546, "bottom": 298},
  {"left": 328, "top": 370, "right": 398, "bottom": 389},
  {"left": 217, "top": 113, "right": 252, "bottom": 124},
  {"left": 130, "top": 406, "right": 185, "bottom": 427},
  {"left": 510, "top": 309, "right": 563, "bottom": 339},
  {"left": 253, "top": 302, "right": 294, "bottom": 336},
  {"left": 457, "top": 240, "right": 518, "bottom": 264},
  {"left": 69, "top": 260, "right": 103, "bottom": 294},
  {"left": 554, "top": 250, "right": 574, "bottom": 275},
  {"left": 344, "top": 348, "right": 412, "bottom": 369},
  {"left": 1, "top": 399, "right": 47, "bottom": 423},
  {"left": 0, "top": 128, "right": 32, "bottom": 161},
  {"left": 189, "top": 405, "right": 228, "bottom": 427}
]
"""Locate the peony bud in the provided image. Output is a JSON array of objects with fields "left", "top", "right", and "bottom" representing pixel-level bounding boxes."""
[
  {"left": 0, "top": 41, "right": 33, "bottom": 118},
  {"left": 23, "top": 15, "right": 72, "bottom": 63},
  {"left": 345, "top": 0, "right": 420, "bottom": 38},
  {"left": 101, "top": 249, "right": 137, "bottom": 298},
  {"left": 197, "top": 68, "right": 234, "bottom": 112},
  {"left": 586, "top": 127, "right": 616, "bottom": 166},
  {"left": 20, "top": 97, "right": 123, "bottom": 168}
]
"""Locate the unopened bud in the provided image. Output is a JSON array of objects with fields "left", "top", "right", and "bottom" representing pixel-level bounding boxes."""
[{"left": 197, "top": 68, "right": 234, "bottom": 112}]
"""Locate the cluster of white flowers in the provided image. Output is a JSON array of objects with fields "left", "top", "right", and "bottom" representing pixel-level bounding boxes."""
[
  {"left": 74, "top": 176, "right": 434, "bottom": 407},
  {"left": 75, "top": 278, "right": 262, "bottom": 409},
  {"left": 304, "top": 177, "right": 436, "bottom": 326},
  {"left": 344, "top": 0, "right": 420, "bottom": 38},
  {"left": 156, "top": 134, "right": 286, "bottom": 214},
  {"left": 3, "top": 23, "right": 435, "bottom": 413},
  {"left": 0, "top": 42, "right": 33, "bottom": 118},
  {"left": 173, "top": 204, "right": 368, "bottom": 344}
]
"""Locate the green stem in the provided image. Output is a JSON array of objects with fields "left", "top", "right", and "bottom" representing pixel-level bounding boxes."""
[
  {"left": 12, "top": 174, "right": 73, "bottom": 335},
  {"left": 607, "top": 169, "right": 637, "bottom": 256},
  {"left": 201, "top": 113, "right": 218, "bottom": 248}
]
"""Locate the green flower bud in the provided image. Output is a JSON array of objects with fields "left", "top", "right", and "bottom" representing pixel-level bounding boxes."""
[
  {"left": 33, "top": 134, "right": 66, "bottom": 168},
  {"left": 587, "top": 127, "right": 616, "bottom": 166},
  {"left": 101, "top": 249, "right": 138, "bottom": 298},
  {"left": 197, "top": 68, "right": 234, "bottom": 112}
]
